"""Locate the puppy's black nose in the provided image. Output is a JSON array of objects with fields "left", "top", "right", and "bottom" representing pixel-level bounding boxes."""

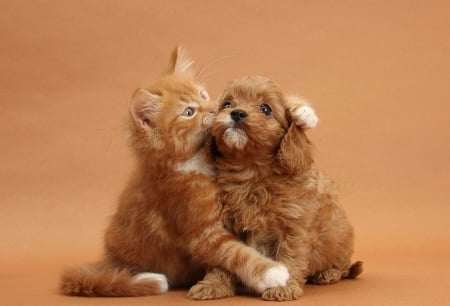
[{"left": 230, "top": 109, "right": 247, "bottom": 122}]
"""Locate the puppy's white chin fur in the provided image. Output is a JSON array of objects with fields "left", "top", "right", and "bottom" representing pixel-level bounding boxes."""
[{"left": 223, "top": 128, "right": 248, "bottom": 150}]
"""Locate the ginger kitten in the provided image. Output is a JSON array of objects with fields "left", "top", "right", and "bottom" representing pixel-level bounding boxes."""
[
  {"left": 189, "top": 76, "right": 362, "bottom": 301},
  {"left": 59, "top": 50, "right": 289, "bottom": 297}
]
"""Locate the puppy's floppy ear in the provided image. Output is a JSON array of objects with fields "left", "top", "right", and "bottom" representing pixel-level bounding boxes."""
[
  {"left": 168, "top": 45, "right": 195, "bottom": 76},
  {"left": 277, "top": 116, "right": 314, "bottom": 174}
]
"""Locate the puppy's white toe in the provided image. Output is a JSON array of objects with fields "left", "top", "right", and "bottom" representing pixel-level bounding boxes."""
[
  {"left": 257, "top": 265, "right": 289, "bottom": 292},
  {"left": 293, "top": 106, "right": 318, "bottom": 129},
  {"left": 133, "top": 272, "right": 169, "bottom": 293}
]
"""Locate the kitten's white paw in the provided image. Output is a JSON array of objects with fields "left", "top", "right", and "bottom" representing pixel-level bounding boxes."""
[
  {"left": 293, "top": 106, "right": 318, "bottom": 129},
  {"left": 255, "top": 265, "right": 290, "bottom": 292},
  {"left": 133, "top": 272, "right": 169, "bottom": 293}
]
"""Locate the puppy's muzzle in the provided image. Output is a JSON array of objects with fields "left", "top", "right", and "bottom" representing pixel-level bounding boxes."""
[{"left": 230, "top": 109, "right": 248, "bottom": 122}]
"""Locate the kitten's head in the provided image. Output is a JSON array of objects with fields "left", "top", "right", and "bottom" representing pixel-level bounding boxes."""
[{"left": 128, "top": 47, "right": 215, "bottom": 160}]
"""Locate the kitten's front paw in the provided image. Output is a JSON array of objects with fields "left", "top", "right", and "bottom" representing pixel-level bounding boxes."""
[
  {"left": 186, "top": 280, "right": 235, "bottom": 300},
  {"left": 293, "top": 106, "right": 318, "bottom": 129},
  {"left": 262, "top": 285, "right": 303, "bottom": 301},
  {"left": 255, "top": 265, "right": 289, "bottom": 293}
]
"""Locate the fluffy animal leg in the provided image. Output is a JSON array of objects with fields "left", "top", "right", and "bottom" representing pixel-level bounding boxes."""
[
  {"left": 261, "top": 234, "right": 310, "bottom": 301},
  {"left": 261, "top": 278, "right": 304, "bottom": 301},
  {"left": 309, "top": 268, "right": 342, "bottom": 285},
  {"left": 186, "top": 267, "right": 236, "bottom": 300},
  {"left": 188, "top": 224, "right": 289, "bottom": 293},
  {"left": 309, "top": 261, "right": 363, "bottom": 285}
]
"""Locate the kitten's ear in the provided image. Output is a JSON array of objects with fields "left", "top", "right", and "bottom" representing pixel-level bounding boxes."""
[
  {"left": 130, "top": 89, "right": 161, "bottom": 129},
  {"left": 168, "top": 45, "right": 195, "bottom": 76},
  {"left": 276, "top": 124, "right": 314, "bottom": 174}
]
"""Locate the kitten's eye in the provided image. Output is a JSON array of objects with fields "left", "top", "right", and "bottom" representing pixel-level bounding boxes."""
[
  {"left": 200, "top": 89, "right": 209, "bottom": 100},
  {"left": 222, "top": 101, "right": 233, "bottom": 109},
  {"left": 182, "top": 107, "right": 196, "bottom": 117},
  {"left": 260, "top": 103, "right": 272, "bottom": 116}
]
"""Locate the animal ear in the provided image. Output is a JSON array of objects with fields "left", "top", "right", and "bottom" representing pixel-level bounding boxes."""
[
  {"left": 129, "top": 89, "right": 161, "bottom": 129},
  {"left": 168, "top": 45, "right": 195, "bottom": 76},
  {"left": 277, "top": 124, "right": 314, "bottom": 174}
]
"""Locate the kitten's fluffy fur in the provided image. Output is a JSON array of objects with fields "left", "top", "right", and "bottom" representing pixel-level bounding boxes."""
[
  {"left": 189, "top": 76, "right": 362, "bottom": 301},
  {"left": 59, "top": 49, "right": 290, "bottom": 297}
]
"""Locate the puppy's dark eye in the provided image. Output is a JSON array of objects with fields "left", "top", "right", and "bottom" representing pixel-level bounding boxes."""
[
  {"left": 260, "top": 103, "right": 272, "bottom": 116},
  {"left": 222, "top": 101, "right": 233, "bottom": 109}
]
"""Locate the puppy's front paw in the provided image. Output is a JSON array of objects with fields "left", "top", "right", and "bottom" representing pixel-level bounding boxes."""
[
  {"left": 255, "top": 265, "right": 289, "bottom": 293},
  {"left": 292, "top": 106, "right": 318, "bottom": 129},
  {"left": 262, "top": 285, "right": 303, "bottom": 301},
  {"left": 187, "top": 280, "right": 235, "bottom": 300}
]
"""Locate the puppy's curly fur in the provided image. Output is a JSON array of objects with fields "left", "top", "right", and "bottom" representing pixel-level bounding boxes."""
[{"left": 188, "top": 76, "right": 362, "bottom": 301}]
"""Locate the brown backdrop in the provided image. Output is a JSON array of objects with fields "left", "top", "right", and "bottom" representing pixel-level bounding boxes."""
[{"left": 1, "top": 1, "right": 449, "bottom": 305}]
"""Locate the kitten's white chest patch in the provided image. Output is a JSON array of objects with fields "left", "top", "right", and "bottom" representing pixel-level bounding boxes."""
[{"left": 175, "top": 151, "right": 215, "bottom": 176}]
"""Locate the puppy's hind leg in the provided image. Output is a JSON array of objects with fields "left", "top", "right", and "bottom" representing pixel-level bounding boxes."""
[
  {"left": 309, "top": 261, "right": 363, "bottom": 285},
  {"left": 309, "top": 267, "right": 342, "bottom": 285}
]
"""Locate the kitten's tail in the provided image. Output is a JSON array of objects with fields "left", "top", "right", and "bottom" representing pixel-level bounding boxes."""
[{"left": 59, "top": 262, "right": 168, "bottom": 297}]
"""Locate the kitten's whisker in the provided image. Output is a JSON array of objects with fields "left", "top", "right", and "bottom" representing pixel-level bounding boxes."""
[
  {"left": 197, "top": 70, "right": 225, "bottom": 86},
  {"left": 196, "top": 55, "right": 236, "bottom": 83}
]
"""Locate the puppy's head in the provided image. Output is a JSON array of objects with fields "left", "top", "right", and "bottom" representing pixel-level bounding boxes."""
[
  {"left": 211, "top": 76, "right": 287, "bottom": 159},
  {"left": 211, "top": 76, "right": 313, "bottom": 171}
]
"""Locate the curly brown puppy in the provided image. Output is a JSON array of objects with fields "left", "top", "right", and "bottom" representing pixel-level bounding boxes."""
[{"left": 188, "top": 76, "right": 362, "bottom": 301}]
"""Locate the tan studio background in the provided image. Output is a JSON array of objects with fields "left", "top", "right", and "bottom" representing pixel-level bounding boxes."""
[{"left": 1, "top": 1, "right": 449, "bottom": 305}]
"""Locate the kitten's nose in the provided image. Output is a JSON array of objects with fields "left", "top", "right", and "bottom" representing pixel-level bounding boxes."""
[{"left": 230, "top": 109, "right": 247, "bottom": 122}]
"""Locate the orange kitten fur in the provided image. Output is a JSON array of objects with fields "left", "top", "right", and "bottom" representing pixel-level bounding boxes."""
[
  {"left": 59, "top": 49, "right": 290, "bottom": 297},
  {"left": 189, "top": 76, "right": 362, "bottom": 301}
]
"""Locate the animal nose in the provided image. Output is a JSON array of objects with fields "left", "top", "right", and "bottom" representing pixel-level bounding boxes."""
[{"left": 230, "top": 109, "right": 247, "bottom": 122}]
